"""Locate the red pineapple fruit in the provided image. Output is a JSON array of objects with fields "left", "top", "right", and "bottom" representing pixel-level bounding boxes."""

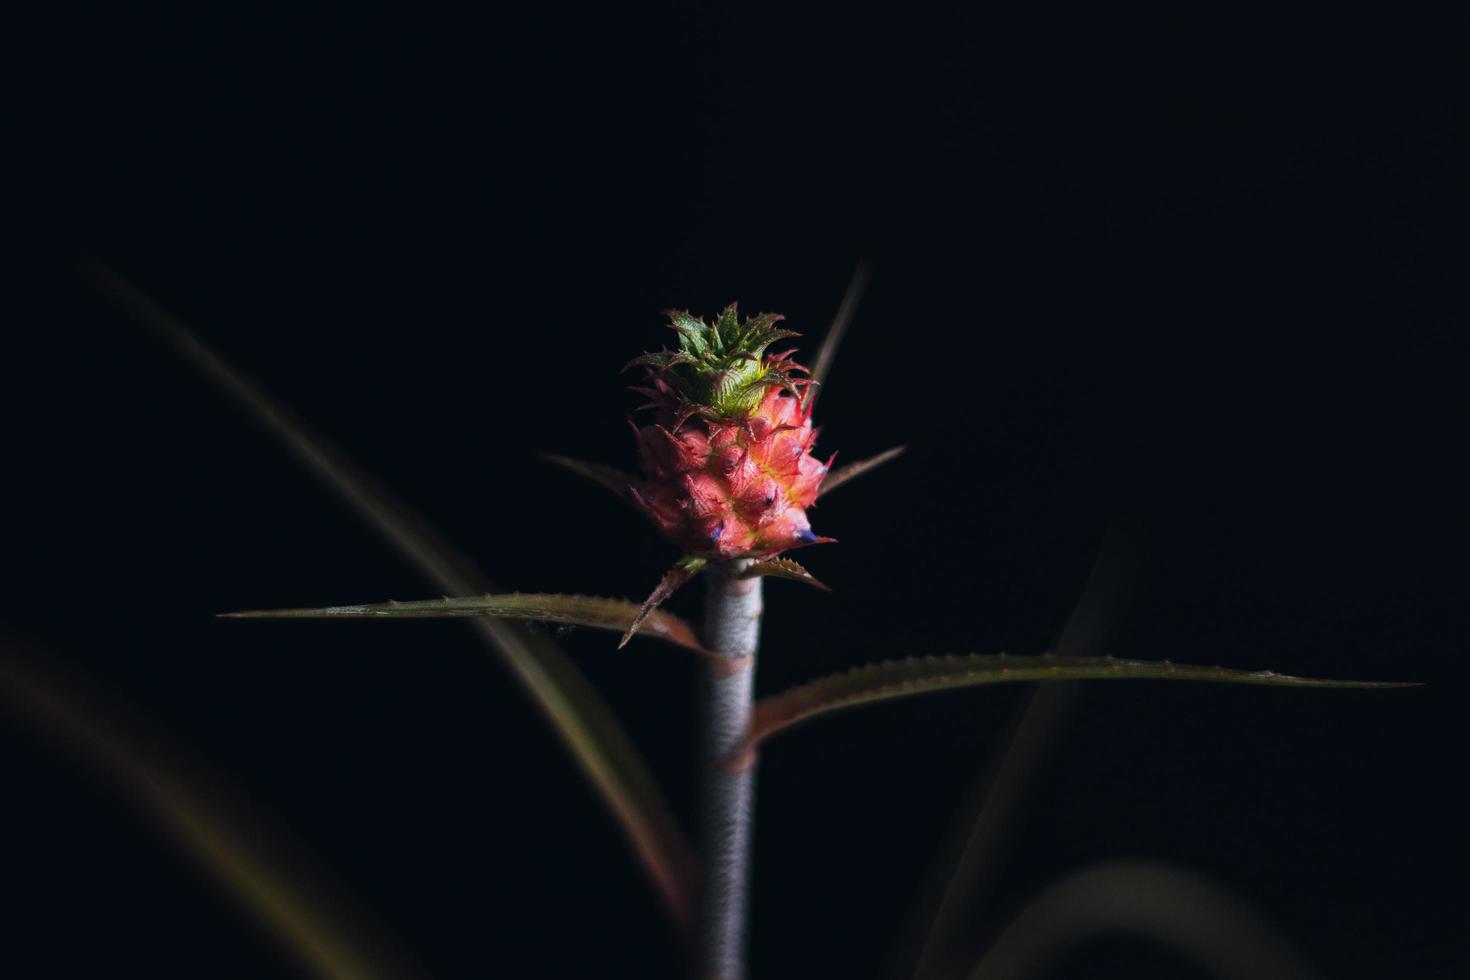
[{"left": 627, "top": 305, "right": 836, "bottom": 562}]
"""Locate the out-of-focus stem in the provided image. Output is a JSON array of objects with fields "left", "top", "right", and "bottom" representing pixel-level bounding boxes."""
[{"left": 697, "top": 561, "right": 763, "bottom": 980}]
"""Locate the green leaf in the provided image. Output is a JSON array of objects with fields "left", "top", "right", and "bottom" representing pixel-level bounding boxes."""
[
  {"left": 714, "top": 304, "right": 742, "bottom": 349},
  {"left": 621, "top": 557, "right": 707, "bottom": 649},
  {"left": 667, "top": 310, "right": 710, "bottom": 356},
  {"left": 739, "top": 557, "right": 831, "bottom": 592},
  {"left": 817, "top": 445, "right": 906, "bottom": 498},
  {"left": 624, "top": 349, "right": 695, "bottom": 374},
  {"left": 747, "top": 654, "right": 1416, "bottom": 751},
  {"left": 223, "top": 592, "right": 707, "bottom": 654},
  {"left": 540, "top": 453, "right": 638, "bottom": 507},
  {"left": 89, "top": 262, "right": 697, "bottom": 933}
]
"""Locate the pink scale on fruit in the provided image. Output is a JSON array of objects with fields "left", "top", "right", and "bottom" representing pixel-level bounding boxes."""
[{"left": 628, "top": 313, "right": 833, "bottom": 560}]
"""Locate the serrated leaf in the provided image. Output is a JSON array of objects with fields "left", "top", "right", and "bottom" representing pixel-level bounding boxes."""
[
  {"left": 715, "top": 304, "right": 741, "bottom": 348},
  {"left": 622, "top": 557, "right": 707, "bottom": 649},
  {"left": 900, "top": 520, "right": 1143, "bottom": 980},
  {"left": 817, "top": 444, "right": 906, "bottom": 498},
  {"left": 747, "top": 654, "right": 1416, "bottom": 752},
  {"left": 624, "top": 349, "right": 695, "bottom": 373},
  {"left": 223, "top": 592, "right": 707, "bottom": 654},
  {"left": 667, "top": 310, "right": 710, "bottom": 355},
  {"left": 739, "top": 557, "right": 831, "bottom": 592},
  {"left": 89, "top": 262, "right": 696, "bottom": 932},
  {"left": 540, "top": 453, "right": 638, "bottom": 507}
]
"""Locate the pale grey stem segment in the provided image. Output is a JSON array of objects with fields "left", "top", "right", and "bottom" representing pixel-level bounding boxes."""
[{"left": 698, "top": 560, "right": 763, "bottom": 980}]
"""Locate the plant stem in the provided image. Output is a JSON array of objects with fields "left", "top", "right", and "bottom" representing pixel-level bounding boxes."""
[{"left": 697, "top": 560, "right": 763, "bottom": 980}]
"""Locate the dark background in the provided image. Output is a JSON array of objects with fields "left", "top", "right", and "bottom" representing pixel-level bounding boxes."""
[{"left": 7, "top": 6, "right": 1466, "bottom": 978}]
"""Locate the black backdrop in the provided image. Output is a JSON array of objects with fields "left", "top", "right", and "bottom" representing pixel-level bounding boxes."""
[{"left": 8, "top": 7, "right": 1466, "bottom": 978}]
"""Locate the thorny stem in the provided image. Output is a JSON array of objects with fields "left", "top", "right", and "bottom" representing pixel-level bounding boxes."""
[{"left": 698, "top": 560, "right": 762, "bottom": 980}]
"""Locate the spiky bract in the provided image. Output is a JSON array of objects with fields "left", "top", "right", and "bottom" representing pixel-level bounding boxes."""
[{"left": 629, "top": 305, "right": 833, "bottom": 561}]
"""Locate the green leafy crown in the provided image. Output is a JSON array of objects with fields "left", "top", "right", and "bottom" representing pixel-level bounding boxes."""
[{"left": 625, "top": 304, "right": 807, "bottom": 417}]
